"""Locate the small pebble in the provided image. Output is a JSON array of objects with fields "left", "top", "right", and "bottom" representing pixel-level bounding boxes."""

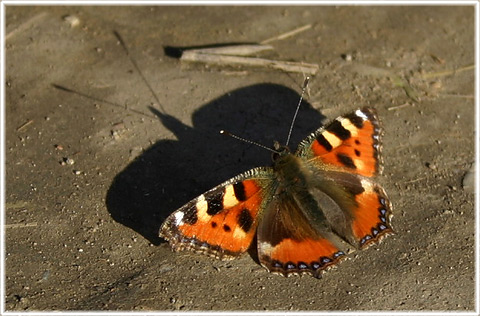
[
  {"left": 63, "top": 15, "right": 80, "bottom": 28},
  {"left": 462, "top": 164, "right": 475, "bottom": 193},
  {"left": 342, "top": 53, "right": 353, "bottom": 62}
]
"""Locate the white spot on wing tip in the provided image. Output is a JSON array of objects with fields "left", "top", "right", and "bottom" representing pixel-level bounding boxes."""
[
  {"left": 355, "top": 109, "right": 368, "bottom": 120},
  {"left": 174, "top": 211, "right": 185, "bottom": 225}
]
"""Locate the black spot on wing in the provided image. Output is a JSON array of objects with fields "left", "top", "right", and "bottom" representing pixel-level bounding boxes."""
[
  {"left": 233, "top": 182, "right": 247, "bottom": 201},
  {"left": 238, "top": 208, "right": 254, "bottom": 233},
  {"left": 207, "top": 191, "right": 225, "bottom": 215},
  {"left": 344, "top": 113, "right": 365, "bottom": 128},
  {"left": 328, "top": 120, "right": 351, "bottom": 140},
  {"left": 315, "top": 134, "right": 333, "bottom": 151},
  {"left": 183, "top": 209, "right": 198, "bottom": 225},
  {"left": 337, "top": 153, "right": 356, "bottom": 169}
]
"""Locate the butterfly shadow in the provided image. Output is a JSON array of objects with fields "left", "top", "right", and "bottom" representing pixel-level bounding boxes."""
[{"left": 105, "top": 83, "right": 326, "bottom": 254}]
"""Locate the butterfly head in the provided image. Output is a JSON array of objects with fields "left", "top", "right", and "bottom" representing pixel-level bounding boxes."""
[{"left": 272, "top": 141, "right": 291, "bottom": 162}]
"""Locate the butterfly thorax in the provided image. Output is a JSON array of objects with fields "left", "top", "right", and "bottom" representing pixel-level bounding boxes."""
[{"left": 272, "top": 147, "right": 310, "bottom": 191}]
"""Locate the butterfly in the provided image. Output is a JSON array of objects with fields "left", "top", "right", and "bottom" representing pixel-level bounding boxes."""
[{"left": 159, "top": 105, "right": 393, "bottom": 278}]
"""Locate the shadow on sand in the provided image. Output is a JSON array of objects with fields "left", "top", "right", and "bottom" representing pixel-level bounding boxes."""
[{"left": 105, "top": 83, "right": 326, "bottom": 246}]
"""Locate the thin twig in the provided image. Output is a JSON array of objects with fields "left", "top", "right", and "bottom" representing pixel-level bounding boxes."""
[
  {"left": 189, "top": 45, "right": 274, "bottom": 56},
  {"left": 113, "top": 31, "right": 166, "bottom": 113},
  {"left": 5, "top": 222, "right": 38, "bottom": 229},
  {"left": 52, "top": 84, "right": 155, "bottom": 119},
  {"left": 438, "top": 93, "right": 475, "bottom": 99},
  {"left": 261, "top": 24, "right": 313, "bottom": 44},
  {"left": 6, "top": 11, "right": 48, "bottom": 41},
  {"left": 387, "top": 103, "right": 411, "bottom": 111},
  {"left": 404, "top": 177, "right": 427, "bottom": 184},
  {"left": 17, "top": 119, "right": 33, "bottom": 131},
  {"left": 181, "top": 51, "right": 319, "bottom": 75},
  {"left": 421, "top": 64, "right": 475, "bottom": 80}
]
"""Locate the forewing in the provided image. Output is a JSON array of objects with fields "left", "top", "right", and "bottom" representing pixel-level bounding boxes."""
[
  {"left": 160, "top": 167, "right": 276, "bottom": 260},
  {"left": 296, "top": 107, "right": 383, "bottom": 177}
]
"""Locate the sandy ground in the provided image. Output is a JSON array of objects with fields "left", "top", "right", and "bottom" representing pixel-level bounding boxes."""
[{"left": 4, "top": 5, "right": 476, "bottom": 312}]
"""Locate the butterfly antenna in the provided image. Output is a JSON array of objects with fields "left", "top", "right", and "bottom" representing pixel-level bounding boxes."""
[
  {"left": 220, "top": 130, "right": 280, "bottom": 154},
  {"left": 285, "top": 76, "right": 310, "bottom": 147}
]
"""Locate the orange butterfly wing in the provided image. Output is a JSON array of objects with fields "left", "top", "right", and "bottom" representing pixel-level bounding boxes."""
[
  {"left": 160, "top": 107, "right": 393, "bottom": 278},
  {"left": 297, "top": 107, "right": 383, "bottom": 177},
  {"left": 257, "top": 188, "right": 347, "bottom": 278},
  {"left": 296, "top": 107, "right": 393, "bottom": 249},
  {"left": 159, "top": 168, "right": 276, "bottom": 259}
]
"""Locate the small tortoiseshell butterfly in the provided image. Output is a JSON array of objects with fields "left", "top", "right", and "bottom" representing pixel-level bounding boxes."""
[{"left": 160, "top": 92, "right": 393, "bottom": 278}]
